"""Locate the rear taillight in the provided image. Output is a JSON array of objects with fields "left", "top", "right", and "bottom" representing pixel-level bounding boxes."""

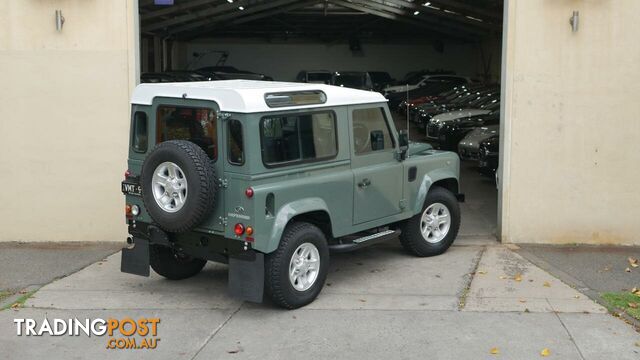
[
  {"left": 124, "top": 169, "right": 131, "bottom": 179},
  {"left": 245, "top": 187, "right": 254, "bottom": 198},
  {"left": 234, "top": 223, "right": 245, "bottom": 236},
  {"left": 125, "top": 204, "right": 132, "bottom": 216}
]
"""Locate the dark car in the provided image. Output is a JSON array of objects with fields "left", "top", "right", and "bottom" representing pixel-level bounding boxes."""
[
  {"left": 167, "top": 71, "right": 210, "bottom": 82},
  {"left": 386, "top": 76, "right": 469, "bottom": 108},
  {"left": 478, "top": 135, "right": 500, "bottom": 175},
  {"left": 367, "top": 71, "right": 394, "bottom": 92},
  {"left": 437, "top": 112, "right": 500, "bottom": 151},
  {"left": 140, "top": 72, "right": 179, "bottom": 83},
  {"left": 196, "top": 66, "right": 273, "bottom": 81},
  {"left": 331, "top": 71, "right": 373, "bottom": 90},
  {"left": 296, "top": 70, "right": 332, "bottom": 84}
]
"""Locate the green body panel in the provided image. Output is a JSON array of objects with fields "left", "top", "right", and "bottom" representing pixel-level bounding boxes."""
[{"left": 125, "top": 97, "right": 460, "bottom": 254}]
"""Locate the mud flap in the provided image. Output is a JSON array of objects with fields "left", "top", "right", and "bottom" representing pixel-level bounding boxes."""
[
  {"left": 228, "top": 253, "right": 264, "bottom": 303},
  {"left": 121, "top": 238, "right": 150, "bottom": 277}
]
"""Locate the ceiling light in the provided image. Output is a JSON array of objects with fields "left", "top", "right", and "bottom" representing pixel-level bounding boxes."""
[
  {"left": 227, "top": 0, "right": 233, "bottom": 3},
  {"left": 413, "top": 10, "right": 420, "bottom": 15},
  {"left": 422, "top": 2, "right": 431, "bottom": 6},
  {"left": 238, "top": 6, "right": 244, "bottom": 10}
]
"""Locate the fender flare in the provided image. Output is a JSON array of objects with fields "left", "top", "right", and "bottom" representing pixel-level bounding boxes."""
[
  {"left": 413, "top": 169, "right": 459, "bottom": 215},
  {"left": 265, "top": 197, "right": 331, "bottom": 253}
]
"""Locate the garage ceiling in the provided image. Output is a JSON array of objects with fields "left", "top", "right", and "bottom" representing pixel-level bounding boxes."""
[{"left": 139, "top": 0, "right": 503, "bottom": 42}]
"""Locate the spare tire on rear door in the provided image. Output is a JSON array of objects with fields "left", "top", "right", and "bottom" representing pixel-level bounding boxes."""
[{"left": 141, "top": 140, "right": 217, "bottom": 233}]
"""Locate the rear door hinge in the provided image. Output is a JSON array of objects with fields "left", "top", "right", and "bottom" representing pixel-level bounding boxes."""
[
  {"left": 218, "top": 217, "right": 228, "bottom": 227},
  {"left": 218, "top": 178, "right": 228, "bottom": 189}
]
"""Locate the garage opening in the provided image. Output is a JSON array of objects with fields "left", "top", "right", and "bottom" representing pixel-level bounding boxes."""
[{"left": 137, "top": 0, "right": 504, "bottom": 240}]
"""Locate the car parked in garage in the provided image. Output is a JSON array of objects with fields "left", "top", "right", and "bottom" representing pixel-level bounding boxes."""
[
  {"left": 367, "top": 71, "right": 394, "bottom": 92},
  {"left": 296, "top": 70, "right": 333, "bottom": 84},
  {"left": 425, "top": 95, "right": 499, "bottom": 140},
  {"left": 436, "top": 112, "right": 500, "bottom": 151},
  {"left": 458, "top": 124, "right": 500, "bottom": 160},
  {"left": 478, "top": 135, "right": 499, "bottom": 175},
  {"left": 197, "top": 66, "right": 273, "bottom": 81},
  {"left": 121, "top": 80, "right": 464, "bottom": 309},
  {"left": 383, "top": 74, "right": 469, "bottom": 96},
  {"left": 331, "top": 71, "right": 374, "bottom": 90}
]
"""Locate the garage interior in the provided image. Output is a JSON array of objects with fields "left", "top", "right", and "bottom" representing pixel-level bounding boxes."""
[{"left": 137, "top": 0, "right": 504, "bottom": 239}]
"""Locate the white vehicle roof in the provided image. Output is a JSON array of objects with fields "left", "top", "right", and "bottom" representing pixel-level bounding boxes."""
[{"left": 131, "top": 80, "right": 386, "bottom": 113}]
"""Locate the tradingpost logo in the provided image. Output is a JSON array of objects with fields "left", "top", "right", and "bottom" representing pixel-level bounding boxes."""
[{"left": 14, "top": 317, "right": 161, "bottom": 350}]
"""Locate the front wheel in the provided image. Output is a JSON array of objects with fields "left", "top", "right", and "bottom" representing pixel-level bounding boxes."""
[
  {"left": 400, "top": 186, "right": 461, "bottom": 257},
  {"left": 265, "top": 222, "right": 329, "bottom": 309}
]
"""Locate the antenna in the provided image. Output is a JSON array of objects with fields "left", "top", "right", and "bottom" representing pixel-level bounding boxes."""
[{"left": 406, "top": 84, "right": 410, "bottom": 144}]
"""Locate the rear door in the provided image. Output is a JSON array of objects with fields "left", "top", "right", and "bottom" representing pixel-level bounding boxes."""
[
  {"left": 153, "top": 98, "right": 224, "bottom": 232},
  {"left": 349, "top": 105, "right": 403, "bottom": 224}
]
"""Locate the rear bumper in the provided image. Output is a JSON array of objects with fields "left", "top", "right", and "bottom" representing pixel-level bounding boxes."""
[{"left": 121, "top": 221, "right": 265, "bottom": 303}]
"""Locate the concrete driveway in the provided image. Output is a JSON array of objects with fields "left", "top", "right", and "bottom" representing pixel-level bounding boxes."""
[{"left": 1, "top": 238, "right": 638, "bottom": 360}]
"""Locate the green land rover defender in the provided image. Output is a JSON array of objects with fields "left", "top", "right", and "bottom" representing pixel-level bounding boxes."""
[{"left": 121, "top": 80, "right": 463, "bottom": 309}]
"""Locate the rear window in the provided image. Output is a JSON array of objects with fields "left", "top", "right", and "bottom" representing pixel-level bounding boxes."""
[
  {"left": 156, "top": 106, "right": 217, "bottom": 160},
  {"left": 227, "top": 119, "right": 244, "bottom": 165},
  {"left": 260, "top": 111, "right": 337, "bottom": 167},
  {"left": 131, "top": 111, "right": 148, "bottom": 153}
]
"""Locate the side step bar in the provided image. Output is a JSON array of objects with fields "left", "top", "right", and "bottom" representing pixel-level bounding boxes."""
[{"left": 329, "top": 229, "right": 401, "bottom": 253}]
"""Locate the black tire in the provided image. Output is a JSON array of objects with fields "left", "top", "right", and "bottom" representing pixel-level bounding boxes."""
[
  {"left": 265, "top": 222, "right": 329, "bottom": 309},
  {"left": 400, "top": 186, "right": 461, "bottom": 257},
  {"left": 141, "top": 140, "right": 216, "bottom": 233},
  {"left": 149, "top": 245, "right": 207, "bottom": 280}
]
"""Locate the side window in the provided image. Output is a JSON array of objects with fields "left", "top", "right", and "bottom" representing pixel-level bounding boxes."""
[
  {"left": 156, "top": 106, "right": 217, "bottom": 160},
  {"left": 132, "top": 111, "right": 148, "bottom": 153},
  {"left": 352, "top": 108, "right": 394, "bottom": 155},
  {"left": 260, "top": 111, "right": 337, "bottom": 167},
  {"left": 227, "top": 119, "right": 244, "bottom": 165}
]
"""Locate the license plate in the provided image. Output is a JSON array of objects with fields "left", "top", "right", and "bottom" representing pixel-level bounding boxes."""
[{"left": 121, "top": 181, "right": 142, "bottom": 196}]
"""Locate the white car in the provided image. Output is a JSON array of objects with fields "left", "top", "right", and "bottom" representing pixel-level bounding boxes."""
[
  {"left": 457, "top": 125, "right": 499, "bottom": 160},
  {"left": 383, "top": 75, "right": 470, "bottom": 95}
]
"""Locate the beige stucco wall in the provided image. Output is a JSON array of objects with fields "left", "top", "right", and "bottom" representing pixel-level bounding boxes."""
[
  {"left": 499, "top": 0, "right": 640, "bottom": 245},
  {"left": 0, "top": 0, "right": 138, "bottom": 241}
]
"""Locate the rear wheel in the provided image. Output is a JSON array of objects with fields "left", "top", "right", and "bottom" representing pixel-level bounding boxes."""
[
  {"left": 265, "top": 222, "right": 329, "bottom": 309},
  {"left": 149, "top": 245, "right": 207, "bottom": 280},
  {"left": 400, "top": 186, "right": 460, "bottom": 257}
]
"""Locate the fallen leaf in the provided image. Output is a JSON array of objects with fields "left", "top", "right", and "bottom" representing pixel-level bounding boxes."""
[
  {"left": 519, "top": 299, "right": 527, "bottom": 303},
  {"left": 628, "top": 302, "right": 638, "bottom": 309},
  {"left": 489, "top": 347, "right": 499, "bottom": 355},
  {"left": 477, "top": 270, "right": 487, "bottom": 275},
  {"left": 18, "top": 290, "right": 27, "bottom": 294},
  {"left": 626, "top": 268, "right": 632, "bottom": 273},
  {"left": 540, "top": 348, "right": 551, "bottom": 357},
  {"left": 227, "top": 348, "right": 241, "bottom": 354},
  {"left": 603, "top": 266, "right": 611, "bottom": 271},
  {"left": 500, "top": 275, "right": 508, "bottom": 280},
  {"left": 524, "top": 308, "right": 530, "bottom": 313},
  {"left": 629, "top": 257, "right": 639, "bottom": 268},
  {"left": 514, "top": 274, "right": 522, "bottom": 282},
  {"left": 574, "top": 295, "right": 580, "bottom": 299},
  {"left": 359, "top": 299, "right": 366, "bottom": 303},
  {"left": 543, "top": 282, "right": 551, "bottom": 287},
  {"left": 635, "top": 341, "right": 640, "bottom": 347},
  {"left": 10, "top": 303, "right": 21, "bottom": 310}
]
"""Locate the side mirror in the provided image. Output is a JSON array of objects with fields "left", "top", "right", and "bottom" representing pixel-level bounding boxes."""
[
  {"left": 370, "top": 130, "right": 385, "bottom": 151},
  {"left": 398, "top": 130, "right": 409, "bottom": 160}
]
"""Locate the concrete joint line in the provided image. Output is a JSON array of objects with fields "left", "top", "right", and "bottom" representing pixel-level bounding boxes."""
[
  {"left": 190, "top": 302, "right": 244, "bottom": 360},
  {"left": 551, "top": 307, "right": 586, "bottom": 360},
  {"left": 458, "top": 246, "right": 486, "bottom": 310}
]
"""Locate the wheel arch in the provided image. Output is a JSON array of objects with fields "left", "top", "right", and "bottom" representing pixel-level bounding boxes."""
[
  {"left": 413, "top": 170, "right": 460, "bottom": 216},
  {"left": 265, "top": 198, "right": 333, "bottom": 253}
]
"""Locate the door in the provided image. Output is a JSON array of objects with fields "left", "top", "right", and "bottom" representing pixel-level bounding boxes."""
[
  {"left": 153, "top": 98, "right": 225, "bottom": 232},
  {"left": 350, "top": 106, "right": 403, "bottom": 224}
]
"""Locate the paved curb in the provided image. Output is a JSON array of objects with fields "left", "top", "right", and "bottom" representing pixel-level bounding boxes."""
[
  {"left": 0, "top": 285, "right": 40, "bottom": 310},
  {"left": 516, "top": 248, "right": 640, "bottom": 330}
]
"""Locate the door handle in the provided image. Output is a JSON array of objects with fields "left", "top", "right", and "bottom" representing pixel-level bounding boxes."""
[{"left": 358, "top": 178, "right": 371, "bottom": 188}]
